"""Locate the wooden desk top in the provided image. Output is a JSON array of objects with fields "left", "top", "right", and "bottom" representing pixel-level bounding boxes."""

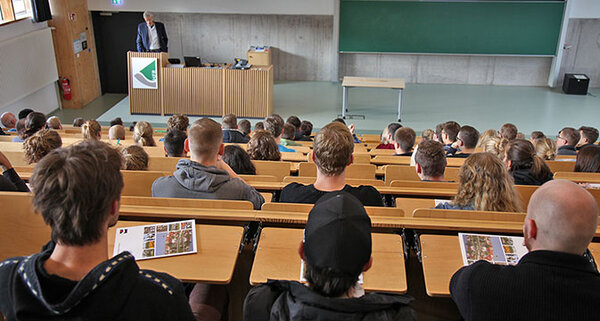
[
  {"left": 108, "top": 221, "right": 244, "bottom": 284},
  {"left": 419, "top": 234, "right": 600, "bottom": 297},
  {"left": 342, "top": 77, "right": 406, "bottom": 89},
  {"left": 250, "top": 227, "right": 407, "bottom": 293}
]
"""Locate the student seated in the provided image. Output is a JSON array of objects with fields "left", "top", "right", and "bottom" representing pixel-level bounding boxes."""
[
  {"left": 254, "top": 121, "right": 264, "bottom": 131},
  {"left": 152, "top": 118, "right": 264, "bottom": 209},
  {"left": 481, "top": 136, "right": 506, "bottom": 159},
  {"left": 72, "top": 117, "right": 84, "bottom": 127},
  {"left": 441, "top": 121, "right": 460, "bottom": 154},
  {"left": 505, "top": 139, "right": 553, "bottom": 186},
  {"left": 0, "top": 141, "right": 195, "bottom": 320},
  {"left": 108, "top": 125, "right": 126, "bottom": 140},
  {"left": 247, "top": 130, "right": 281, "bottom": 161},
  {"left": 280, "top": 123, "right": 302, "bottom": 147},
  {"left": 243, "top": 192, "right": 416, "bottom": 321},
  {"left": 133, "top": 121, "right": 156, "bottom": 146},
  {"left": 164, "top": 129, "right": 187, "bottom": 157},
  {"left": 578, "top": 126, "right": 599, "bottom": 150},
  {"left": 109, "top": 117, "right": 124, "bottom": 127},
  {"left": 448, "top": 125, "right": 479, "bottom": 158},
  {"left": 393, "top": 127, "right": 416, "bottom": 157},
  {"left": 238, "top": 119, "right": 251, "bottom": 140},
  {"left": 533, "top": 137, "right": 556, "bottom": 161},
  {"left": 222, "top": 145, "right": 256, "bottom": 175},
  {"left": 414, "top": 140, "right": 446, "bottom": 182},
  {"left": 499, "top": 123, "right": 518, "bottom": 141},
  {"left": 22, "top": 112, "right": 47, "bottom": 141},
  {"left": 434, "top": 123, "right": 444, "bottom": 143},
  {"left": 46, "top": 116, "right": 62, "bottom": 130},
  {"left": 23, "top": 129, "right": 62, "bottom": 164},
  {"left": 332, "top": 118, "right": 361, "bottom": 143},
  {"left": 265, "top": 115, "right": 295, "bottom": 152},
  {"left": 12, "top": 118, "right": 26, "bottom": 142},
  {"left": 17, "top": 108, "right": 33, "bottom": 120},
  {"left": 285, "top": 115, "right": 303, "bottom": 140},
  {"left": 575, "top": 144, "right": 600, "bottom": 173},
  {"left": 0, "top": 151, "right": 29, "bottom": 192},
  {"left": 476, "top": 129, "right": 499, "bottom": 149},
  {"left": 167, "top": 114, "right": 189, "bottom": 132},
  {"left": 279, "top": 122, "right": 383, "bottom": 206},
  {"left": 222, "top": 113, "right": 249, "bottom": 144},
  {"left": 436, "top": 153, "right": 521, "bottom": 212},
  {"left": 82, "top": 120, "right": 102, "bottom": 140},
  {"left": 529, "top": 131, "right": 545, "bottom": 143},
  {"left": 298, "top": 120, "right": 313, "bottom": 141},
  {"left": 557, "top": 127, "right": 580, "bottom": 156},
  {"left": 0, "top": 112, "right": 17, "bottom": 130},
  {"left": 122, "top": 145, "right": 149, "bottom": 170},
  {"left": 421, "top": 128, "right": 434, "bottom": 142},
  {"left": 376, "top": 123, "right": 402, "bottom": 149},
  {"left": 450, "top": 180, "right": 600, "bottom": 321}
]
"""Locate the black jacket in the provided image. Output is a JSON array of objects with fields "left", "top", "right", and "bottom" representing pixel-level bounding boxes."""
[
  {"left": 136, "top": 22, "right": 168, "bottom": 52},
  {"left": 557, "top": 145, "right": 578, "bottom": 156},
  {"left": 0, "top": 250, "right": 194, "bottom": 320},
  {"left": 450, "top": 250, "right": 600, "bottom": 321},
  {"left": 244, "top": 280, "right": 415, "bottom": 321},
  {"left": 0, "top": 168, "right": 29, "bottom": 192},
  {"left": 279, "top": 183, "right": 384, "bottom": 207},
  {"left": 223, "top": 129, "right": 250, "bottom": 144},
  {"left": 510, "top": 167, "right": 553, "bottom": 186}
]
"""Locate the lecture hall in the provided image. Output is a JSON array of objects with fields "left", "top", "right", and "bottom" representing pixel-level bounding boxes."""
[{"left": 0, "top": 0, "right": 600, "bottom": 320}]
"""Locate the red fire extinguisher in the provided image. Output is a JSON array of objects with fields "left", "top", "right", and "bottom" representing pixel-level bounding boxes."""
[{"left": 60, "top": 77, "right": 72, "bottom": 100}]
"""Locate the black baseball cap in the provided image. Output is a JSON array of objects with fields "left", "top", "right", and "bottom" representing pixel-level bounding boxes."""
[{"left": 304, "top": 192, "right": 372, "bottom": 276}]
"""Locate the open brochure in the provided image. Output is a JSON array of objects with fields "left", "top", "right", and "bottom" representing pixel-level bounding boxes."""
[
  {"left": 113, "top": 220, "right": 197, "bottom": 260},
  {"left": 458, "top": 233, "right": 528, "bottom": 266}
]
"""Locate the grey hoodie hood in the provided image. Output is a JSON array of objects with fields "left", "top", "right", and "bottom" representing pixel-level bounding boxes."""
[{"left": 173, "top": 159, "right": 231, "bottom": 193}]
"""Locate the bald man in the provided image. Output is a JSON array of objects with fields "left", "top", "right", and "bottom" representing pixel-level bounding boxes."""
[
  {"left": 1, "top": 112, "right": 16, "bottom": 130},
  {"left": 450, "top": 180, "right": 600, "bottom": 321}
]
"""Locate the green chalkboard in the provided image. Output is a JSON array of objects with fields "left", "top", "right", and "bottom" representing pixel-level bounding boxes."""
[{"left": 339, "top": 1, "right": 565, "bottom": 55}]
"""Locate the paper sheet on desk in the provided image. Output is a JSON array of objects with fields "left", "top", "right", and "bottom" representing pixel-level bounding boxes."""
[
  {"left": 113, "top": 219, "right": 197, "bottom": 260},
  {"left": 458, "top": 233, "right": 527, "bottom": 266}
]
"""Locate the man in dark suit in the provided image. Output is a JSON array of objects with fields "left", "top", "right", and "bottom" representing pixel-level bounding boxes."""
[
  {"left": 136, "top": 11, "right": 168, "bottom": 53},
  {"left": 451, "top": 180, "right": 600, "bottom": 321}
]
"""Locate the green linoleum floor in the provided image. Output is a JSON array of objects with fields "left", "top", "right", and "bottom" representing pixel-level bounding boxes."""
[{"left": 74, "top": 82, "right": 600, "bottom": 136}]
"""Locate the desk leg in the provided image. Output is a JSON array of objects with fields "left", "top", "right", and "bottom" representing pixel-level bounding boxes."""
[
  {"left": 397, "top": 89, "right": 403, "bottom": 122},
  {"left": 342, "top": 86, "right": 348, "bottom": 118}
]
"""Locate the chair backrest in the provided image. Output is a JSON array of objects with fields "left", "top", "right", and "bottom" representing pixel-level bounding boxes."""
[
  {"left": 148, "top": 157, "right": 182, "bottom": 172},
  {"left": 369, "top": 149, "right": 396, "bottom": 156},
  {"left": 412, "top": 208, "right": 526, "bottom": 222},
  {"left": 280, "top": 152, "right": 308, "bottom": 162},
  {"left": 121, "top": 170, "right": 171, "bottom": 196},
  {"left": 3, "top": 151, "right": 29, "bottom": 166},
  {"left": 239, "top": 175, "right": 279, "bottom": 182},
  {"left": 0, "top": 192, "right": 51, "bottom": 261},
  {"left": 120, "top": 195, "right": 253, "bottom": 210},
  {"left": 395, "top": 197, "right": 436, "bottom": 217},
  {"left": 515, "top": 185, "right": 539, "bottom": 209},
  {"left": 389, "top": 180, "right": 459, "bottom": 189},
  {"left": 261, "top": 202, "right": 404, "bottom": 217},
  {"left": 445, "top": 157, "right": 466, "bottom": 167},
  {"left": 252, "top": 160, "right": 292, "bottom": 181},
  {"left": 282, "top": 176, "right": 385, "bottom": 187},
  {"left": 143, "top": 146, "right": 168, "bottom": 157},
  {"left": 360, "top": 134, "right": 381, "bottom": 143},
  {"left": 547, "top": 160, "right": 576, "bottom": 173},
  {"left": 384, "top": 165, "right": 459, "bottom": 184},
  {"left": 555, "top": 155, "right": 576, "bottom": 161},
  {"left": 298, "top": 162, "right": 376, "bottom": 179},
  {"left": 307, "top": 151, "right": 371, "bottom": 164},
  {"left": 554, "top": 172, "right": 600, "bottom": 183},
  {"left": 0, "top": 142, "right": 25, "bottom": 153},
  {"left": 370, "top": 155, "right": 411, "bottom": 166}
]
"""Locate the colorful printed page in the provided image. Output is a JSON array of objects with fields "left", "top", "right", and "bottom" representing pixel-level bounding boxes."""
[
  {"left": 113, "top": 220, "right": 197, "bottom": 260},
  {"left": 458, "top": 233, "right": 528, "bottom": 266}
]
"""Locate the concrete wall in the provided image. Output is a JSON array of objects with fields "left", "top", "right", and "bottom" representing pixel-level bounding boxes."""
[
  {"left": 0, "top": 20, "right": 60, "bottom": 116},
  {"left": 569, "top": 0, "right": 600, "bottom": 19},
  {"left": 559, "top": 19, "right": 600, "bottom": 88},
  {"left": 154, "top": 13, "right": 334, "bottom": 81},
  {"left": 88, "top": 0, "right": 335, "bottom": 15}
]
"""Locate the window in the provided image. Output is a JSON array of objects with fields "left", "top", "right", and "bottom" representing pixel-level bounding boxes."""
[{"left": 0, "top": 0, "right": 32, "bottom": 25}]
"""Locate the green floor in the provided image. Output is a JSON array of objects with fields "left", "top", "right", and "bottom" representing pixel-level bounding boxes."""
[{"left": 60, "top": 82, "right": 600, "bottom": 136}]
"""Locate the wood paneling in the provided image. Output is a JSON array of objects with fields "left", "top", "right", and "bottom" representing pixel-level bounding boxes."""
[
  {"left": 162, "top": 67, "right": 223, "bottom": 116},
  {"left": 223, "top": 66, "right": 273, "bottom": 117}
]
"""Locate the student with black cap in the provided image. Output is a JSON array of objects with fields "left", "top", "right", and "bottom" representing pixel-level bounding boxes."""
[{"left": 243, "top": 192, "right": 415, "bottom": 321}]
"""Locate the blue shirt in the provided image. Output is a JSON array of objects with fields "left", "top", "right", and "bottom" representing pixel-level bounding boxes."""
[{"left": 278, "top": 144, "right": 295, "bottom": 152}]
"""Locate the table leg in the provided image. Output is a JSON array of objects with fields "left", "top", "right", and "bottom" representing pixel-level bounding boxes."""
[
  {"left": 397, "top": 88, "right": 403, "bottom": 122},
  {"left": 342, "top": 86, "right": 349, "bottom": 118}
]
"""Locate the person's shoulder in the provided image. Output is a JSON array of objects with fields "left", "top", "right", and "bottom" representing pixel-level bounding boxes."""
[
  {"left": 344, "top": 185, "right": 383, "bottom": 206},
  {"left": 282, "top": 182, "right": 310, "bottom": 192},
  {"left": 136, "top": 269, "right": 184, "bottom": 295}
]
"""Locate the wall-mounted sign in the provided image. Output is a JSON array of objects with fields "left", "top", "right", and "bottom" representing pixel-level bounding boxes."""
[{"left": 131, "top": 57, "right": 158, "bottom": 89}]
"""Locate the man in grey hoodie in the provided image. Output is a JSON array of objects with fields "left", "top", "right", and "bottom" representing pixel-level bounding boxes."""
[{"left": 152, "top": 118, "right": 264, "bottom": 209}]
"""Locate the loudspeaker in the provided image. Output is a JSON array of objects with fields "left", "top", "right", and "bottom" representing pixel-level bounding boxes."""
[
  {"left": 562, "top": 73, "right": 589, "bottom": 95},
  {"left": 32, "top": 0, "right": 52, "bottom": 22}
]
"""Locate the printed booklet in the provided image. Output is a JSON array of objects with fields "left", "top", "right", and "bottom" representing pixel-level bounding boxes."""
[
  {"left": 113, "top": 220, "right": 197, "bottom": 260},
  {"left": 458, "top": 233, "right": 528, "bottom": 266}
]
